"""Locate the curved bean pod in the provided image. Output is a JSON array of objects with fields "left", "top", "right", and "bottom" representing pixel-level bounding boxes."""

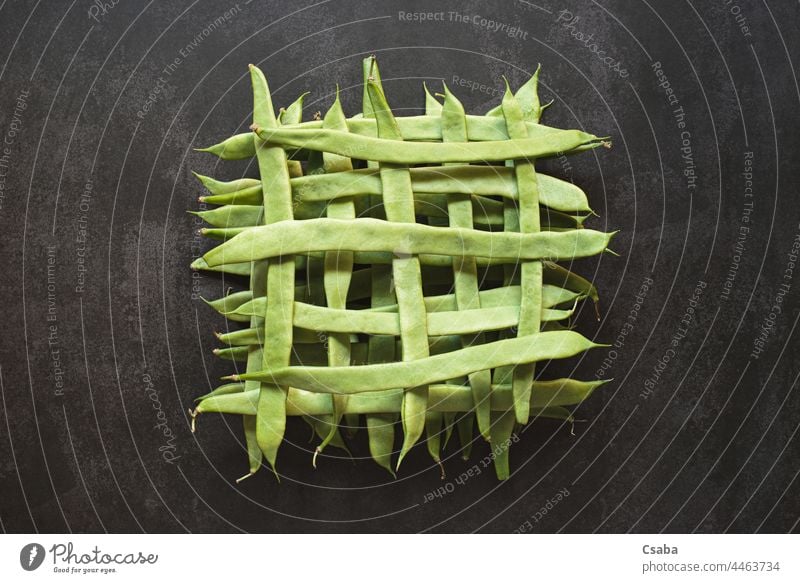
[
  {"left": 196, "top": 378, "right": 608, "bottom": 416},
  {"left": 199, "top": 115, "right": 601, "bottom": 159},
  {"left": 252, "top": 124, "right": 604, "bottom": 165},
  {"left": 231, "top": 282, "right": 580, "bottom": 319},
  {"left": 200, "top": 217, "right": 615, "bottom": 267},
  {"left": 236, "top": 331, "right": 602, "bottom": 394}
]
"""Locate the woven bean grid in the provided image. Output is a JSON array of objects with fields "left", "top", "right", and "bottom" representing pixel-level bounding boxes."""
[{"left": 190, "top": 57, "right": 614, "bottom": 481}]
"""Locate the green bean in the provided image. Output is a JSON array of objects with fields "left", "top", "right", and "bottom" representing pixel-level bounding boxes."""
[
  {"left": 191, "top": 59, "right": 614, "bottom": 479},
  {"left": 199, "top": 186, "right": 262, "bottom": 206},
  {"left": 199, "top": 115, "right": 599, "bottom": 159},
  {"left": 361, "top": 57, "right": 400, "bottom": 469},
  {"left": 193, "top": 205, "right": 262, "bottom": 228},
  {"left": 217, "top": 326, "right": 325, "bottom": 346},
  {"left": 194, "top": 382, "right": 245, "bottom": 402},
  {"left": 418, "top": 283, "right": 577, "bottom": 312},
  {"left": 223, "top": 301, "right": 574, "bottom": 342},
  {"left": 231, "top": 282, "right": 581, "bottom": 319},
  {"left": 196, "top": 132, "right": 258, "bottom": 160},
  {"left": 440, "top": 83, "right": 494, "bottom": 443},
  {"left": 250, "top": 65, "right": 295, "bottom": 474},
  {"left": 417, "top": 283, "right": 581, "bottom": 311},
  {"left": 282, "top": 166, "right": 594, "bottom": 213},
  {"left": 252, "top": 124, "right": 603, "bottom": 165},
  {"left": 198, "top": 227, "right": 244, "bottom": 241},
  {"left": 541, "top": 320, "right": 571, "bottom": 332},
  {"left": 366, "top": 78, "right": 430, "bottom": 468},
  {"left": 442, "top": 411, "right": 456, "bottom": 448},
  {"left": 424, "top": 82, "right": 443, "bottom": 115},
  {"left": 195, "top": 245, "right": 607, "bottom": 274},
  {"left": 286, "top": 91, "right": 354, "bottom": 456},
  {"left": 240, "top": 262, "right": 269, "bottom": 477},
  {"left": 425, "top": 410, "right": 444, "bottom": 475},
  {"left": 194, "top": 173, "right": 260, "bottom": 195},
  {"left": 202, "top": 290, "right": 253, "bottom": 322},
  {"left": 314, "top": 88, "right": 357, "bottom": 458},
  {"left": 489, "top": 410, "right": 516, "bottom": 479},
  {"left": 303, "top": 414, "right": 348, "bottom": 452},
  {"left": 366, "top": 413, "right": 396, "bottom": 476},
  {"left": 226, "top": 82, "right": 293, "bottom": 479},
  {"left": 194, "top": 197, "right": 581, "bottom": 233},
  {"left": 213, "top": 345, "right": 248, "bottom": 362},
  {"left": 515, "top": 64, "right": 543, "bottom": 123},
  {"left": 503, "top": 80, "right": 542, "bottom": 425},
  {"left": 197, "top": 167, "right": 592, "bottom": 215},
  {"left": 213, "top": 265, "right": 460, "bottom": 319},
  {"left": 543, "top": 260, "right": 600, "bottom": 311},
  {"left": 192, "top": 258, "right": 251, "bottom": 277},
  {"left": 280, "top": 92, "right": 308, "bottom": 178},
  {"left": 196, "top": 378, "right": 608, "bottom": 416},
  {"left": 233, "top": 334, "right": 490, "bottom": 362},
  {"left": 241, "top": 414, "right": 262, "bottom": 478},
  {"left": 455, "top": 414, "right": 475, "bottom": 460},
  {"left": 199, "top": 217, "right": 614, "bottom": 267},
  {"left": 216, "top": 327, "right": 262, "bottom": 346},
  {"left": 236, "top": 330, "right": 602, "bottom": 393}
]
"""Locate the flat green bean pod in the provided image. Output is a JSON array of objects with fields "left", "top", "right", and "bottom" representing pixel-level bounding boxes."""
[
  {"left": 198, "top": 167, "right": 592, "bottom": 214},
  {"left": 230, "top": 282, "right": 580, "bottom": 319},
  {"left": 199, "top": 218, "right": 615, "bottom": 267},
  {"left": 190, "top": 59, "right": 615, "bottom": 480},
  {"left": 290, "top": 166, "right": 592, "bottom": 213},
  {"left": 235, "top": 331, "right": 602, "bottom": 393},
  {"left": 196, "top": 378, "right": 608, "bottom": 416},
  {"left": 200, "top": 115, "right": 598, "bottom": 158},
  {"left": 252, "top": 125, "right": 604, "bottom": 165}
]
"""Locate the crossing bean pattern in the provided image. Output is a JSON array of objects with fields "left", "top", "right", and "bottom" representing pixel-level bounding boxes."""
[{"left": 190, "top": 57, "right": 614, "bottom": 481}]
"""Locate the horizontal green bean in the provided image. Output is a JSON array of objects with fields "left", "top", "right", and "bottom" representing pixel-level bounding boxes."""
[{"left": 200, "top": 217, "right": 615, "bottom": 266}]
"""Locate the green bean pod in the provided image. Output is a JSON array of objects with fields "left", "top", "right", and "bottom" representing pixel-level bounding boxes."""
[
  {"left": 252, "top": 125, "right": 604, "bottom": 165},
  {"left": 191, "top": 59, "right": 614, "bottom": 480}
]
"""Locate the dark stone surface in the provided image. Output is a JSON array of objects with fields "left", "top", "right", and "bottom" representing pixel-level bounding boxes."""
[{"left": 0, "top": 0, "right": 798, "bottom": 533}]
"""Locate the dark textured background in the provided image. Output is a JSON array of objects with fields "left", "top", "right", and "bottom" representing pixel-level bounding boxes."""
[{"left": 0, "top": 0, "right": 798, "bottom": 533}]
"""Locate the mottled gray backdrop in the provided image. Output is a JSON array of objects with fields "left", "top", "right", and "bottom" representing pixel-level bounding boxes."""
[{"left": 0, "top": 0, "right": 798, "bottom": 533}]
